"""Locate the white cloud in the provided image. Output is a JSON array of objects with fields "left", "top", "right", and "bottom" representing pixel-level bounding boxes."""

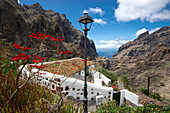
[
  {"left": 135, "top": 27, "right": 160, "bottom": 36},
  {"left": 135, "top": 28, "right": 147, "bottom": 36},
  {"left": 96, "top": 39, "right": 130, "bottom": 49},
  {"left": 149, "top": 10, "right": 170, "bottom": 22},
  {"left": 94, "top": 18, "right": 107, "bottom": 25},
  {"left": 17, "top": 0, "right": 20, "bottom": 4},
  {"left": 83, "top": 10, "right": 88, "bottom": 14},
  {"left": 115, "top": 0, "right": 170, "bottom": 22},
  {"left": 149, "top": 27, "right": 160, "bottom": 34},
  {"left": 83, "top": 7, "right": 105, "bottom": 16}
]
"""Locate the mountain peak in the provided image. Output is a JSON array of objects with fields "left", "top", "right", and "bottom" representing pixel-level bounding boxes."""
[
  {"left": 137, "top": 31, "right": 149, "bottom": 39},
  {"left": 23, "top": 3, "right": 43, "bottom": 11}
]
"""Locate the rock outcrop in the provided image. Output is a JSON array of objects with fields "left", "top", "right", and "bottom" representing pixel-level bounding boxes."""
[
  {"left": 95, "top": 56, "right": 110, "bottom": 70},
  {"left": 0, "top": 0, "right": 98, "bottom": 59}
]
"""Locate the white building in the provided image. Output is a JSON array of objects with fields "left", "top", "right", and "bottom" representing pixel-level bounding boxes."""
[{"left": 20, "top": 58, "right": 139, "bottom": 106}]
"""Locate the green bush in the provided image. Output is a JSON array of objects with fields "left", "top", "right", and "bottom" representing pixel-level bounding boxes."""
[
  {"left": 96, "top": 100, "right": 170, "bottom": 113},
  {"left": 139, "top": 87, "right": 165, "bottom": 101},
  {"left": 48, "top": 57, "right": 59, "bottom": 62},
  {"left": 150, "top": 92, "right": 165, "bottom": 101},
  {"left": 119, "top": 74, "right": 131, "bottom": 90},
  {"left": 139, "top": 87, "right": 148, "bottom": 95},
  {"left": 160, "top": 82, "right": 165, "bottom": 87},
  {"left": 99, "top": 68, "right": 118, "bottom": 85}
]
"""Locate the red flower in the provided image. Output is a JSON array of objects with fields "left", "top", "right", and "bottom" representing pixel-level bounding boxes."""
[
  {"left": 81, "top": 59, "right": 88, "bottom": 62},
  {"left": 70, "top": 68, "right": 76, "bottom": 70},
  {"left": 39, "top": 65, "right": 46, "bottom": 69},
  {"left": 55, "top": 61, "right": 61, "bottom": 64},
  {"left": 112, "top": 86, "right": 118, "bottom": 88},
  {"left": 112, "top": 86, "right": 119, "bottom": 91},
  {"left": 72, "top": 63, "right": 76, "bottom": 66},
  {"left": 59, "top": 50, "right": 73, "bottom": 55},
  {"left": 12, "top": 55, "right": 22, "bottom": 61},
  {"left": 70, "top": 52, "right": 73, "bottom": 54},
  {"left": 12, "top": 53, "right": 31, "bottom": 61},
  {"left": 59, "top": 51, "right": 63, "bottom": 54},
  {"left": 30, "top": 64, "right": 46, "bottom": 69},
  {"left": 28, "top": 32, "right": 51, "bottom": 40},
  {"left": 63, "top": 51, "right": 69, "bottom": 54},
  {"left": 23, "top": 55, "right": 31, "bottom": 60},
  {"left": 56, "top": 72, "right": 61, "bottom": 74},
  {"left": 33, "top": 55, "right": 39, "bottom": 58},
  {"left": 63, "top": 51, "right": 73, "bottom": 54},
  {"left": 50, "top": 36, "right": 64, "bottom": 41},
  {"left": 13, "top": 43, "right": 21, "bottom": 49},
  {"left": 33, "top": 55, "right": 46, "bottom": 63},
  {"left": 38, "top": 72, "right": 46, "bottom": 75},
  {"left": 23, "top": 45, "right": 32, "bottom": 51},
  {"left": 13, "top": 43, "right": 32, "bottom": 51}
]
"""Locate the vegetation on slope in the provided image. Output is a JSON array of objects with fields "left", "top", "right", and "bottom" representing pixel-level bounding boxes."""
[{"left": 96, "top": 100, "right": 170, "bottom": 113}]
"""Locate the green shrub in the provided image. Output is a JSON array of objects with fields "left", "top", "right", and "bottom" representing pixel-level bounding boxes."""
[
  {"left": 48, "top": 57, "right": 59, "bottom": 62},
  {"left": 99, "top": 68, "right": 118, "bottom": 85},
  {"left": 160, "top": 82, "right": 165, "bottom": 87},
  {"left": 96, "top": 100, "right": 170, "bottom": 113},
  {"left": 139, "top": 87, "right": 148, "bottom": 95},
  {"left": 150, "top": 92, "right": 165, "bottom": 101},
  {"left": 119, "top": 74, "right": 131, "bottom": 90},
  {"left": 139, "top": 87, "right": 165, "bottom": 101}
]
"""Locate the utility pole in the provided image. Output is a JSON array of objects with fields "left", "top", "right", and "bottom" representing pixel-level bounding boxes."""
[{"left": 147, "top": 76, "right": 150, "bottom": 96}]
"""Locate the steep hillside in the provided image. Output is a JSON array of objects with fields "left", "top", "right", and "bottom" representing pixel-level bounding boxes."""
[
  {"left": 110, "top": 26, "right": 170, "bottom": 103},
  {"left": 111, "top": 26, "right": 170, "bottom": 64},
  {"left": 0, "top": 0, "right": 97, "bottom": 59}
]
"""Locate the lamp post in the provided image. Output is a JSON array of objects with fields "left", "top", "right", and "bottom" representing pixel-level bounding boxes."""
[{"left": 78, "top": 13, "right": 94, "bottom": 113}]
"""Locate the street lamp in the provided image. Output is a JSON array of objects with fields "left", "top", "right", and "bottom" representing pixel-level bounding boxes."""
[{"left": 78, "top": 13, "right": 94, "bottom": 113}]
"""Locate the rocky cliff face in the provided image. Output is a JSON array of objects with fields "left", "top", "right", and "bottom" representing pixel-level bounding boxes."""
[
  {"left": 0, "top": 0, "right": 97, "bottom": 59},
  {"left": 110, "top": 26, "right": 170, "bottom": 103},
  {"left": 111, "top": 26, "right": 170, "bottom": 65}
]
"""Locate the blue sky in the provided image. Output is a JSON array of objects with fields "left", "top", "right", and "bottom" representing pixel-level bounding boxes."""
[{"left": 19, "top": 0, "right": 170, "bottom": 56}]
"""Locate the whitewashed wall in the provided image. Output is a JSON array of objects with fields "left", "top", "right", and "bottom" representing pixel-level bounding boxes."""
[
  {"left": 120, "top": 89, "right": 139, "bottom": 106},
  {"left": 89, "top": 67, "right": 111, "bottom": 85},
  {"left": 21, "top": 64, "right": 114, "bottom": 103},
  {"left": 20, "top": 60, "right": 139, "bottom": 106}
]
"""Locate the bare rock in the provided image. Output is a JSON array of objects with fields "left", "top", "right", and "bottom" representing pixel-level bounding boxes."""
[{"left": 0, "top": 0, "right": 98, "bottom": 59}]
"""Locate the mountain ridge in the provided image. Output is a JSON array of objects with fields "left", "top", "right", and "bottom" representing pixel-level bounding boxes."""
[
  {"left": 110, "top": 26, "right": 170, "bottom": 104},
  {"left": 0, "top": 0, "right": 98, "bottom": 59}
]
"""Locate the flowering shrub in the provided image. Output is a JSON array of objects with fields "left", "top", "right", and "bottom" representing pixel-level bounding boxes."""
[
  {"left": 99, "top": 68, "right": 118, "bottom": 85},
  {"left": 102, "top": 81, "right": 106, "bottom": 86},
  {"left": 50, "top": 36, "right": 64, "bottom": 41},
  {"left": 13, "top": 43, "right": 32, "bottom": 51},
  {"left": 28, "top": 32, "right": 51, "bottom": 40},
  {"left": 12, "top": 53, "right": 31, "bottom": 61},
  {"left": 112, "top": 86, "right": 119, "bottom": 92},
  {"left": 59, "top": 50, "right": 74, "bottom": 59},
  {"left": 0, "top": 32, "right": 86, "bottom": 112}
]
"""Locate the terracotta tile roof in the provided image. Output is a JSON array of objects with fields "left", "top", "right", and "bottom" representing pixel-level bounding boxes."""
[{"left": 42, "top": 58, "right": 93, "bottom": 76}]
